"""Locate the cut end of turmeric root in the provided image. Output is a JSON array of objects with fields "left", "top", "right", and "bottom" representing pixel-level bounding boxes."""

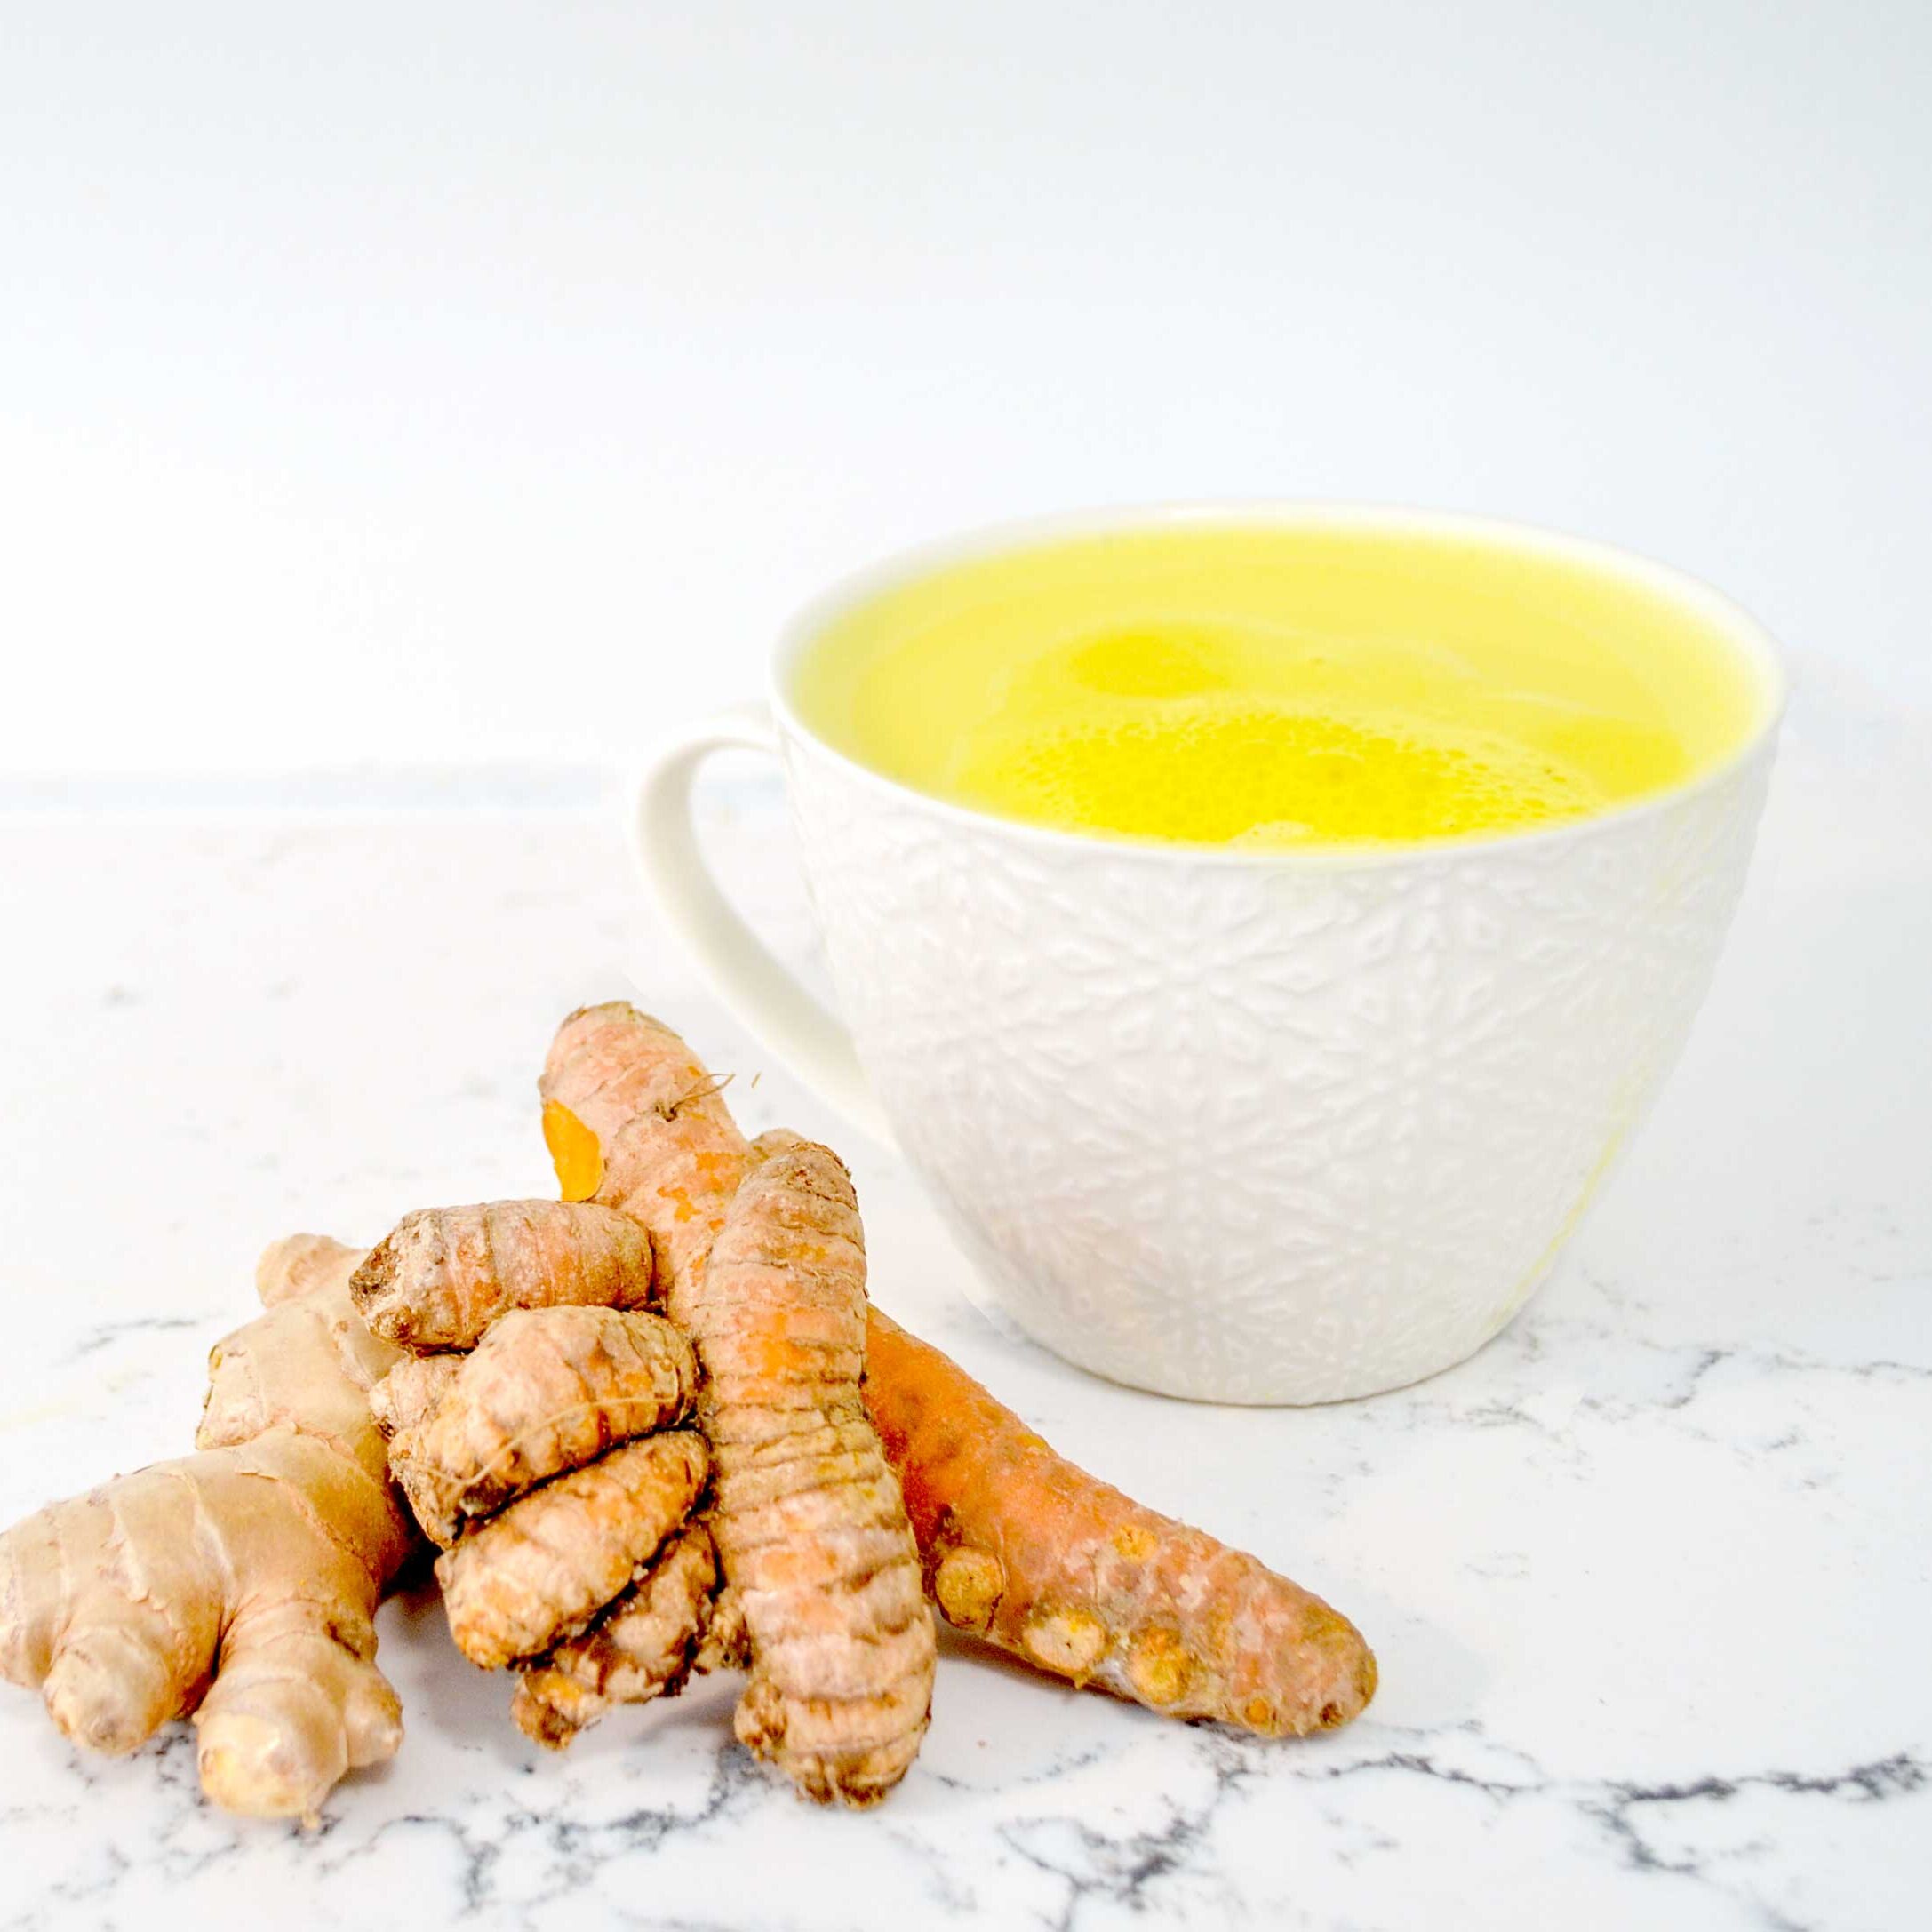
[{"left": 543, "top": 1098, "right": 604, "bottom": 1203}]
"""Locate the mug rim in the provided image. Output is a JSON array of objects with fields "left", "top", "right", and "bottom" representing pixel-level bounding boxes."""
[{"left": 768, "top": 499, "right": 1788, "bottom": 873}]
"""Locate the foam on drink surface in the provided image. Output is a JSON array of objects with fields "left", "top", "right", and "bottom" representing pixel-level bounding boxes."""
[{"left": 944, "top": 625, "right": 1685, "bottom": 848}]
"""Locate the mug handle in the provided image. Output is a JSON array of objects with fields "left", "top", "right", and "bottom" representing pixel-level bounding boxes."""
[{"left": 631, "top": 703, "right": 896, "bottom": 1150}]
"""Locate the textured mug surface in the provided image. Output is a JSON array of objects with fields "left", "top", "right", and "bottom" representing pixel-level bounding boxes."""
[{"left": 639, "top": 506, "right": 1783, "bottom": 1403}]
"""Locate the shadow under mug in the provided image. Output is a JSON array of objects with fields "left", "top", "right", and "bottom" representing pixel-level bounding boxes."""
[{"left": 633, "top": 504, "right": 1784, "bottom": 1404}]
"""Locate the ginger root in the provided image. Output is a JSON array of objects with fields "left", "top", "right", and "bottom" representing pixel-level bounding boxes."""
[{"left": 0, "top": 1236, "right": 419, "bottom": 1823}]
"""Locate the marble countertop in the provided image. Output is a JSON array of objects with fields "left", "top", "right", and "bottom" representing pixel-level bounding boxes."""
[{"left": 0, "top": 715, "right": 1926, "bottom": 1931}]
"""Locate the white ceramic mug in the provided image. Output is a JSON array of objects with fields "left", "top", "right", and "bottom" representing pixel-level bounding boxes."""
[{"left": 635, "top": 506, "right": 1783, "bottom": 1404}]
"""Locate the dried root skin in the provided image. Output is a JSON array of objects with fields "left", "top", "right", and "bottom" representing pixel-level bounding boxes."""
[
  {"left": 698, "top": 1139, "right": 934, "bottom": 1808},
  {"left": 436, "top": 1432, "right": 708, "bottom": 1670},
  {"left": 1, "top": 1255, "right": 418, "bottom": 1823},
  {"left": 387, "top": 1307, "right": 696, "bottom": 1545},
  {"left": 510, "top": 1524, "right": 717, "bottom": 1748},
  {"left": 862, "top": 1310, "right": 1377, "bottom": 1736},
  {"left": 350, "top": 1199, "right": 655, "bottom": 1351}
]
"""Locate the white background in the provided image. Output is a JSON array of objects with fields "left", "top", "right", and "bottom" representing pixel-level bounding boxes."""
[{"left": 4, "top": 0, "right": 1928, "bottom": 782}]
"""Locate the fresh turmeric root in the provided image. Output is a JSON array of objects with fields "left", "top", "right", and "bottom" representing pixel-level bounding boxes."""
[
  {"left": 508, "top": 1523, "right": 720, "bottom": 1747},
  {"left": 531, "top": 1006, "right": 1374, "bottom": 1740},
  {"left": 539, "top": 1006, "right": 935, "bottom": 1802},
  {"left": 353, "top": 1200, "right": 655, "bottom": 1350},
  {"left": 380, "top": 1003, "right": 1366, "bottom": 1779},
  {"left": 0, "top": 1235, "right": 419, "bottom": 1823},
  {"left": 357, "top": 1297, "right": 726, "bottom": 1757},
  {"left": 437, "top": 1432, "right": 711, "bottom": 1670},
  {"left": 358, "top": 1007, "right": 937, "bottom": 1806},
  {"left": 356, "top": 1295, "right": 717, "bottom": 1696},
  {"left": 382, "top": 1306, "right": 697, "bottom": 1547},
  {"left": 864, "top": 1310, "right": 1376, "bottom": 1733},
  {"left": 693, "top": 1132, "right": 933, "bottom": 1804}
]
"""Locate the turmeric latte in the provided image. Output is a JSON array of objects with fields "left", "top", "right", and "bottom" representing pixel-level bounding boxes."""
[{"left": 792, "top": 521, "right": 1763, "bottom": 849}]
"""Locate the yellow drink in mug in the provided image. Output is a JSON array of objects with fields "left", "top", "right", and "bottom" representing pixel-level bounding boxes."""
[
  {"left": 794, "top": 522, "right": 1763, "bottom": 848},
  {"left": 640, "top": 507, "right": 1783, "bottom": 1401}
]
